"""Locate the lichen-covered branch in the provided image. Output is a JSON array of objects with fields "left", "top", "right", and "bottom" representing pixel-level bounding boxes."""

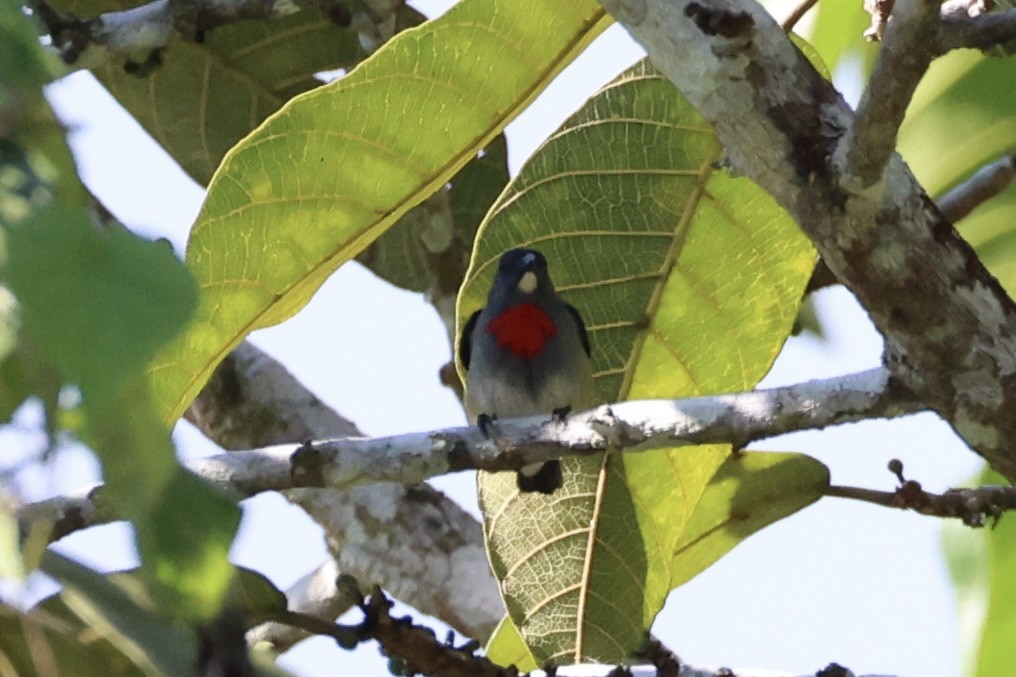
[
  {"left": 20, "top": 366, "right": 920, "bottom": 532},
  {"left": 599, "top": 0, "right": 1016, "bottom": 483},
  {"left": 185, "top": 341, "right": 503, "bottom": 645},
  {"left": 844, "top": 0, "right": 942, "bottom": 186}
]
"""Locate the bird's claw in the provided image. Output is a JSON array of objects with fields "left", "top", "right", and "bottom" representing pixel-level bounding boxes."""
[
  {"left": 551, "top": 406, "right": 572, "bottom": 424},
  {"left": 476, "top": 413, "right": 497, "bottom": 438}
]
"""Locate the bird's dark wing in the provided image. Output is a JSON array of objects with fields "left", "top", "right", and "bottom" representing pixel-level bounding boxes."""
[
  {"left": 565, "top": 303, "right": 591, "bottom": 357},
  {"left": 458, "top": 309, "right": 483, "bottom": 369}
]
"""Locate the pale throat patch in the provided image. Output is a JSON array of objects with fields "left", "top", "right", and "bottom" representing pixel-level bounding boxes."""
[{"left": 518, "top": 271, "right": 538, "bottom": 293}]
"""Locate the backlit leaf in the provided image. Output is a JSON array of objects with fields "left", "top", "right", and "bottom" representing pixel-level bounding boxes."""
[
  {"left": 148, "top": 0, "right": 611, "bottom": 424},
  {"left": 460, "top": 60, "right": 815, "bottom": 663}
]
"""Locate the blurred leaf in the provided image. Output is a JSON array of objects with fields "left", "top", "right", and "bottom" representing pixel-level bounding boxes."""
[
  {"left": 149, "top": 0, "right": 612, "bottom": 424},
  {"left": 41, "top": 551, "right": 195, "bottom": 674},
  {"left": 0, "top": 285, "right": 62, "bottom": 422},
  {"left": 899, "top": 55, "right": 1016, "bottom": 294},
  {"left": 0, "top": 1, "right": 85, "bottom": 214},
  {"left": 229, "top": 565, "right": 289, "bottom": 626},
  {"left": 670, "top": 451, "right": 829, "bottom": 588},
  {"left": 485, "top": 616, "right": 538, "bottom": 672},
  {"left": 0, "top": 600, "right": 141, "bottom": 676},
  {"left": 0, "top": 0, "right": 54, "bottom": 95},
  {"left": 5, "top": 207, "right": 196, "bottom": 402},
  {"left": 942, "top": 494, "right": 989, "bottom": 676},
  {"left": 4, "top": 207, "right": 240, "bottom": 619},
  {"left": 806, "top": 0, "right": 873, "bottom": 77},
  {"left": 943, "top": 467, "right": 1016, "bottom": 677},
  {"left": 462, "top": 60, "right": 815, "bottom": 663},
  {"left": 359, "top": 135, "right": 510, "bottom": 296}
]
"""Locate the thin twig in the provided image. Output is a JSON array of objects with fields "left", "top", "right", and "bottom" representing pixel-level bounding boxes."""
[
  {"left": 781, "top": 0, "right": 820, "bottom": 31},
  {"left": 827, "top": 473, "right": 1016, "bottom": 527},
  {"left": 938, "top": 154, "right": 1016, "bottom": 222}
]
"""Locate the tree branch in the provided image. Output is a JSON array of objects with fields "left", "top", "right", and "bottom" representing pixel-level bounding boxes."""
[
  {"left": 937, "top": 153, "right": 1016, "bottom": 223},
  {"left": 842, "top": 0, "right": 942, "bottom": 186},
  {"left": 184, "top": 341, "right": 503, "bottom": 646},
  {"left": 246, "top": 559, "right": 361, "bottom": 651},
  {"left": 937, "top": 8, "right": 1016, "bottom": 55},
  {"left": 599, "top": 0, "right": 1016, "bottom": 483},
  {"left": 269, "top": 585, "right": 898, "bottom": 677},
  {"left": 827, "top": 480, "right": 1016, "bottom": 526},
  {"left": 780, "top": 0, "right": 819, "bottom": 31},
  {"left": 20, "top": 366, "right": 921, "bottom": 531}
]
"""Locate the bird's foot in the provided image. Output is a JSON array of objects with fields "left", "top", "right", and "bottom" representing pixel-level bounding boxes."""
[
  {"left": 551, "top": 405, "right": 572, "bottom": 424},
  {"left": 476, "top": 413, "right": 498, "bottom": 438}
]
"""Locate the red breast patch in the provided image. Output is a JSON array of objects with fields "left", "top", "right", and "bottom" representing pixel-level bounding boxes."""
[{"left": 487, "top": 303, "right": 557, "bottom": 358}]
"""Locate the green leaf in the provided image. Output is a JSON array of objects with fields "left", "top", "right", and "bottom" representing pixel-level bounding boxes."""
[
  {"left": 670, "top": 451, "right": 829, "bottom": 588},
  {"left": 0, "top": 0, "right": 85, "bottom": 214},
  {"left": 483, "top": 450, "right": 830, "bottom": 670},
  {"left": 462, "top": 60, "right": 815, "bottom": 663},
  {"left": 485, "top": 616, "right": 538, "bottom": 672},
  {"left": 359, "top": 135, "right": 510, "bottom": 296},
  {"left": 149, "top": 0, "right": 612, "bottom": 424},
  {"left": 943, "top": 468, "right": 1016, "bottom": 677},
  {"left": 41, "top": 552, "right": 196, "bottom": 675},
  {"left": 229, "top": 565, "right": 290, "bottom": 626},
  {"left": 0, "top": 285, "right": 62, "bottom": 422},
  {"left": 4, "top": 207, "right": 239, "bottom": 619},
  {"left": 0, "top": 0, "right": 54, "bottom": 96},
  {"left": 91, "top": 9, "right": 372, "bottom": 185},
  {"left": 898, "top": 55, "right": 1016, "bottom": 294},
  {"left": 0, "top": 600, "right": 142, "bottom": 676},
  {"left": 805, "top": 0, "right": 873, "bottom": 76},
  {"left": 5, "top": 207, "right": 196, "bottom": 403}
]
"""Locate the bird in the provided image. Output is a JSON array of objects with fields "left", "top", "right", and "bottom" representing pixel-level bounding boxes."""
[{"left": 459, "top": 248, "right": 593, "bottom": 494}]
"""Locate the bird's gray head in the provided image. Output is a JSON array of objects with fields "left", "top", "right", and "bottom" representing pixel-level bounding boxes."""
[{"left": 489, "top": 248, "right": 556, "bottom": 307}]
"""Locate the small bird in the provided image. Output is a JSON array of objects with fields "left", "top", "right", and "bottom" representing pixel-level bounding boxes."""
[{"left": 459, "top": 248, "right": 593, "bottom": 494}]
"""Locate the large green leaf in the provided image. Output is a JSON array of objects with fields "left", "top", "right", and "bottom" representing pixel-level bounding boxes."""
[
  {"left": 460, "top": 61, "right": 816, "bottom": 664},
  {"left": 899, "top": 54, "right": 1016, "bottom": 293},
  {"left": 148, "top": 0, "right": 611, "bottom": 423},
  {"left": 669, "top": 451, "right": 829, "bottom": 588},
  {"left": 96, "top": 8, "right": 367, "bottom": 184},
  {"left": 483, "top": 452, "right": 827, "bottom": 670},
  {"left": 47, "top": 0, "right": 384, "bottom": 185},
  {"left": 359, "top": 135, "right": 510, "bottom": 299}
]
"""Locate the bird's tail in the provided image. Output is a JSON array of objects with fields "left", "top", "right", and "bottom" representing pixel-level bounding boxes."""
[{"left": 517, "top": 461, "right": 562, "bottom": 494}]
